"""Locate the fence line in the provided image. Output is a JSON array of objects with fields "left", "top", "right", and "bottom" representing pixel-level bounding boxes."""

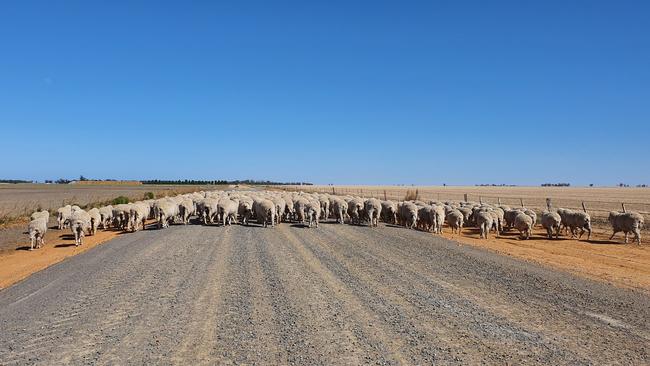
[{"left": 270, "top": 186, "right": 649, "bottom": 231}]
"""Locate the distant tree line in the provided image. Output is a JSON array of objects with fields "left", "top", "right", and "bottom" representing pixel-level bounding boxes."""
[
  {"left": 0, "top": 179, "right": 33, "bottom": 184},
  {"left": 475, "top": 184, "right": 517, "bottom": 187},
  {"left": 541, "top": 183, "right": 571, "bottom": 187},
  {"left": 140, "top": 179, "right": 313, "bottom": 186}
]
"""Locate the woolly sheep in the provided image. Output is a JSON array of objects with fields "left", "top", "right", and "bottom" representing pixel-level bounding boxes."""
[
  {"left": 87, "top": 208, "right": 102, "bottom": 235},
  {"left": 381, "top": 200, "right": 398, "bottom": 224},
  {"left": 445, "top": 209, "right": 464, "bottom": 234},
  {"left": 331, "top": 197, "right": 348, "bottom": 224},
  {"left": 112, "top": 204, "right": 132, "bottom": 230},
  {"left": 399, "top": 202, "right": 419, "bottom": 229},
  {"left": 57, "top": 205, "right": 72, "bottom": 229},
  {"left": 179, "top": 199, "right": 195, "bottom": 225},
  {"left": 305, "top": 200, "right": 321, "bottom": 228},
  {"left": 69, "top": 210, "right": 91, "bottom": 246},
  {"left": 608, "top": 211, "right": 644, "bottom": 244},
  {"left": 524, "top": 209, "right": 537, "bottom": 228},
  {"left": 293, "top": 197, "right": 309, "bottom": 224},
  {"left": 541, "top": 211, "right": 561, "bottom": 239},
  {"left": 318, "top": 196, "right": 330, "bottom": 220},
  {"left": 129, "top": 203, "right": 150, "bottom": 231},
  {"left": 199, "top": 198, "right": 219, "bottom": 225},
  {"left": 432, "top": 205, "right": 445, "bottom": 234},
  {"left": 417, "top": 205, "right": 437, "bottom": 232},
  {"left": 27, "top": 218, "right": 48, "bottom": 250},
  {"left": 156, "top": 201, "right": 178, "bottom": 229},
  {"left": 98, "top": 205, "right": 113, "bottom": 229},
  {"left": 253, "top": 199, "right": 276, "bottom": 228},
  {"left": 475, "top": 211, "right": 494, "bottom": 239},
  {"left": 30, "top": 210, "right": 49, "bottom": 223},
  {"left": 218, "top": 198, "right": 239, "bottom": 226},
  {"left": 364, "top": 198, "right": 382, "bottom": 227},
  {"left": 238, "top": 199, "right": 254, "bottom": 226},
  {"left": 513, "top": 212, "right": 533, "bottom": 240},
  {"left": 347, "top": 198, "right": 364, "bottom": 225},
  {"left": 564, "top": 210, "right": 592, "bottom": 240}
]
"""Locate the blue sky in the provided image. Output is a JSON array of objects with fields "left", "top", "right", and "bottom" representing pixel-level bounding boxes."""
[{"left": 1, "top": 1, "right": 648, "bottom": 185}]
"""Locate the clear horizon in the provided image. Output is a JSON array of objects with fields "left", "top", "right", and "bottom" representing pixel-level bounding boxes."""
[{"left": 2, "top": 1, "right": 648, "bottom": 186}]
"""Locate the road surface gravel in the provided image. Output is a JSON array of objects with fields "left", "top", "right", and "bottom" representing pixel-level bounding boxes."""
[{"left": 0, "top": 222, "right": 648, "bottom": 365}]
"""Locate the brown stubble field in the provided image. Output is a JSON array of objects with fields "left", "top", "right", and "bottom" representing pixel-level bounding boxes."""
[{"left": 0, "top": 183, "right": 222, "bottom": 219}]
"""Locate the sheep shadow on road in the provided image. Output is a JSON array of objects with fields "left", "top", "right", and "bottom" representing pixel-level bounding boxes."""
[{"left": 54, "top": 243, "right": 77, "bottom": 248}]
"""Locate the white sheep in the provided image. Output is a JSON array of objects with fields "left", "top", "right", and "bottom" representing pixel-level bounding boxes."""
[
  {"left": 98, "top": 205, "right": 113, "bottom": 229},
  {"left": 87, "top": 208, "right": 102, "bottom": 235},
  {"left": 253, "top": 199, "right": 276, "bottom": 228},
  {"left": 445, "top": 209, "right": 463, "bottom": 234},
  {"left": 27, "top": 218, "right": 48, "bottom": 250},
  {"left": 30, "top": 210, "right": 50, "bottom": 223},
  {"left": 541, "top": 211, "right": 561, "bottom": 239},
  {"left": 608, "top": 211, "right": 644, "bottom": 244},
  {"left": 179, "top": 199, "right": 195, "bottom": 225},
  {"left": 306, "top": 200, "right": 321, "bottom": 228},
  {"left": 364, "top": 198, "right": 382, "bottom": 227},
  {"left": 513, "top": 212, "right": 533, "bottom": 240},
  {"left": 129, "top": 203, "right": 150, "bottom": 231},
  {"left": 399, "top": 202, "right": 419, "bottom": 229},
  {"left": 331, "top": 197, "right": 348, "bottom": 224},
  {"left": 475, "top": 210, "right": 493, "bottom": 239},
  {"left": 69, "top": 210, "right": 91, "bottom": 246},
  {"left": 218, "top": 198, "right": 239, "bottom": 226},
  {"left": 56, "top": 205, "right": 72, "bottom": 229}
]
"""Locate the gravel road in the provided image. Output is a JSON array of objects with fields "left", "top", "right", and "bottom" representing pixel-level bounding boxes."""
[{"left": 0, "top": 222, "right": 648, "bottom": 365}]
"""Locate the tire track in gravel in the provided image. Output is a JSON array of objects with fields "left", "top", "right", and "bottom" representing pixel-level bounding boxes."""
[
  {"left": 206, "top": 225, "right": 258, "bottom": 364},
  {"left": 289, "top": 225, "right": 480, "bottom": 364},
  {"left": 0, "top": 229, "right": 171, "bottom": 365},
  {"left": 274, "top": 224, "right": 407, "bottom": 365},
  {"left": 170, "top": 226, "right": 230, "bottom": 363},
  {"left": 312, "top": 224, "right": 580, "bottom": 364},
  {"left": 98, "top": 225, "right": 230, "bottom": 364},
  {"left": 341, "top": 223, "right": 650, "bottom": 363}
]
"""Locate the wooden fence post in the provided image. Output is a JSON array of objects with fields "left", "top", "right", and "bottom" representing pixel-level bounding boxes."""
[
  {"left": 546, "top": 198, "right": 551, "bottom": 211},
  {"left": 582, "top": 202, "right": 587, "bottom": 213},
  {"left": 464, "top": 193, "right": 468, "bottom": 202},
  {"left": 520, "top": 198, "right": 524, "bottom": 208},
  {"left": 622, "top": 203, "right": 627, "bottom": 213}
]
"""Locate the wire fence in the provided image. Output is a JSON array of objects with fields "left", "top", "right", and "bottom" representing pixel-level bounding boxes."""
[{"left": 273, "top": 186, "right": 650, "bottom": 232}]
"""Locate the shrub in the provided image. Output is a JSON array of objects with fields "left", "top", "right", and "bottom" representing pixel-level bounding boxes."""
[
  {"left": 111, "top": 196, "right": 130, "bottom": 205},
  {"left": 143, "top": 192, "right": 155, "bottom": 200},
  {"left": 404, "top": 189, "right": 419, "bottom": 201}
]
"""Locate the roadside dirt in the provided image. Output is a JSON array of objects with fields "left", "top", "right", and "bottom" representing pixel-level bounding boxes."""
[
  {"left": 438, "top": 226, "right": 650, "bottom": 292},
  {"left": 0, "top": 221, "right": 153, "bottom": 289}
]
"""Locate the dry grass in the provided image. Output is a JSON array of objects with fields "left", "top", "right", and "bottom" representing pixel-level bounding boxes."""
[{"left": 0, "top": 183, "right": 226, "bottom": 229}]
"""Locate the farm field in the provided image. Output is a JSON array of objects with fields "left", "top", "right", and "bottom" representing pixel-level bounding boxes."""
[
  {"left": 0, "top": 183, "right": 223, "bottom": 219},
  {"left": 1, "top": 223, "right": 648, "bottom": 364}
]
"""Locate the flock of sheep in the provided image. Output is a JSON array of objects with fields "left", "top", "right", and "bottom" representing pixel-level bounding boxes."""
[{"left": 25, "top": 189, "right": 645, "bottom": 250}]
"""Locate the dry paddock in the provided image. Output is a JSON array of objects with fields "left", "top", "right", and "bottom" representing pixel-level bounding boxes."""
[{"left": 0, "top": 220, "right": 648, "bottom": 365}]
